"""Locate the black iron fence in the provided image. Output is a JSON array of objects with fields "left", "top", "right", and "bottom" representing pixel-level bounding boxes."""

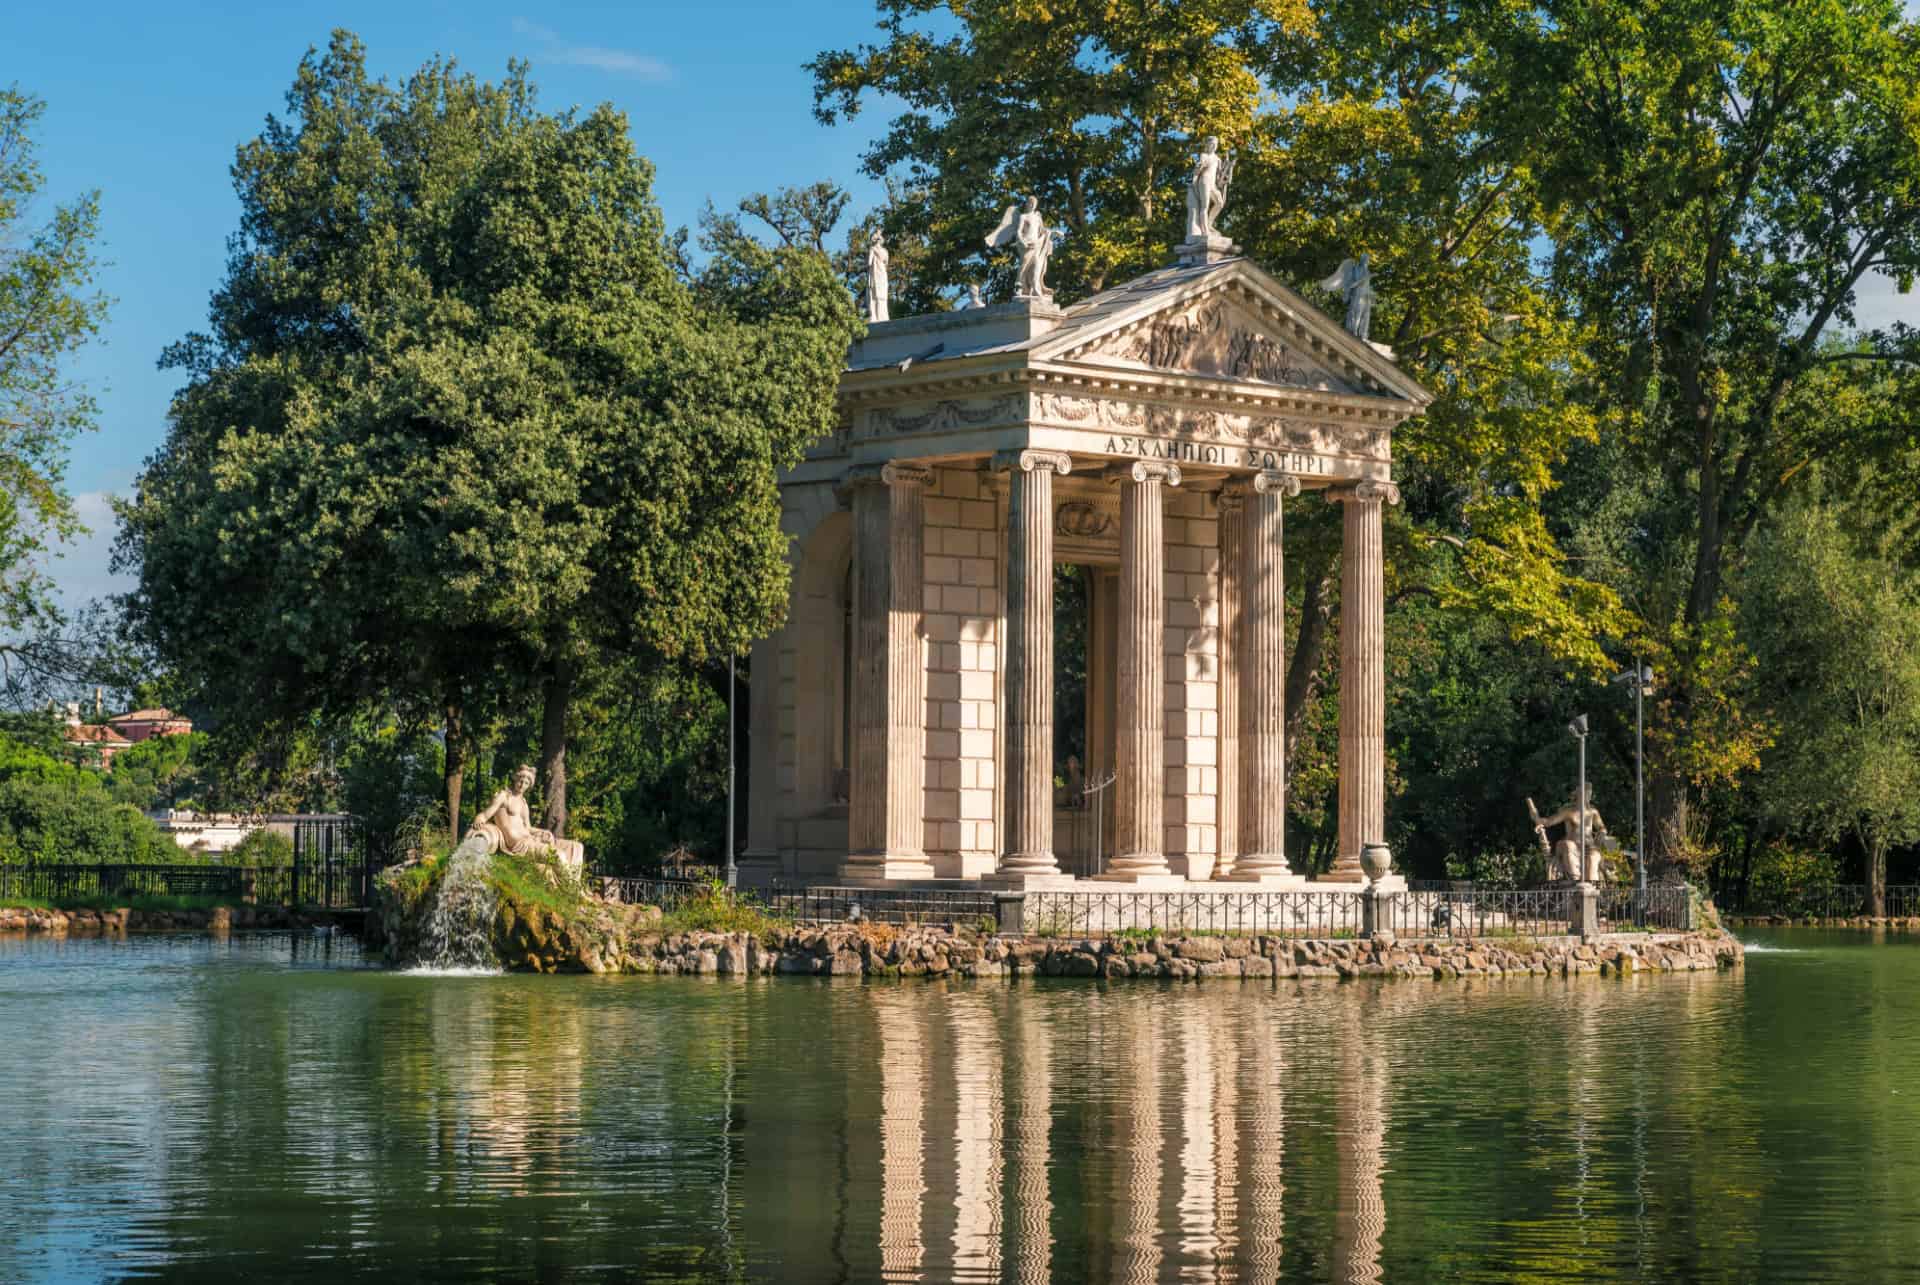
[
  {"left": 1379, "top": 887, "right": 1577, "bottom": 940},
  {"left": 1715, "top": 884, "right": 1920, "bottom": 919},
  {"left": 1597, "top": 885, "right": 1693, "bottom": 931},
  {"left": 0, "top": 858, "right": 372, "bottom": 909},
  {"left": 766, "top": 885, "right": 1002, "bottom": 927},
  {"left": 598, "top": 875, "right": 714, "bottom": 910},
  {"left": 1026, "top": 889, "right": 1367, "bottom": 938}
]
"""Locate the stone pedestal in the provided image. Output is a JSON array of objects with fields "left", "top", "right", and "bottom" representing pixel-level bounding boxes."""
[
  {"left": 1234, "top": 470, "right": 1299, "bottom": 881},
  {"left": 996, "top": 450, "right": 1072, "bottom": 876},
  {"left": 1101, "top": 461, "right": 1180, "bottom": 880},
  {"left": 842, "top": 463, "right": 937, "bottom": 880},
  {"left": 1330, "top": 481, "right": 1398, "bottom": 882}
]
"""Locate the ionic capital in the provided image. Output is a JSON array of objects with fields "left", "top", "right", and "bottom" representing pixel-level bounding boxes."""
[
  {"left": 843, "top": 461, "right": 934, "bottom": 491},
  {"left": 992, "top": 449, "right": 1073, "bottom": 477},
  {"left": 1105, "top": 460, "right": 1183, "bottom": 488},
  {"left": 1252, "top": 470, "right": 1302, "bottom": 498},
  {"left": 1215, "top": 486, "right": 1246, "bottom": 516},
  {"left": 1331, "top": 480, "right": 1400, "bottom": 507}
]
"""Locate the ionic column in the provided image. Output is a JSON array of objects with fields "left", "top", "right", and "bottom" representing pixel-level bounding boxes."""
[
  {"left": 1331, "top": 481, "right": 1398, "bottom": 882},
  {"left": 843, "top": 462, "right": 936, "bottom": 880},
  {"left": 996, "top": 449, "right": 1073, "bottom": 876},
  {"left": 1214, "top": 488, "right": 1243, "bottom": 880},
  {"left": 1107, "top": 461, "right": 1180, "bottom": 878},
  {"left": 1237, "top": 471, "right": 1301, "bottom": 881}
]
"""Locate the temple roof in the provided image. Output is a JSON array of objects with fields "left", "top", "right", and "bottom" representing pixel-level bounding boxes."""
[{"left": 845, "top": 254, "right": 1432, "bottom": 412}]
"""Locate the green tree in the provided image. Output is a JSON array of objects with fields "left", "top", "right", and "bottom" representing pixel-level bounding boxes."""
[
  {"left": 118, "top": 33, "right": 860, "bottom": 849},
  {"left": 1490, "top": 0, "right": 1920, "bottom": 866},
  {"left": 1740, "top": 495, "right": 1920, "bottom": 917},
  {"left": 0, "top": 87, "right": 110, "bottom": 647}
]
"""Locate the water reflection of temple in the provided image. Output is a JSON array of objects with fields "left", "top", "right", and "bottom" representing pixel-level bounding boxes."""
[{"left": 786, "top": 983, "right": 1413, "bottom": 1284}]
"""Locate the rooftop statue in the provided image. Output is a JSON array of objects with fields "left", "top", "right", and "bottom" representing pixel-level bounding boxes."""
[
  {"left": 965, "top": 283, "right": 986, "bottom": 309},
  {"left": 864, "top": 229, "right": 890, "bottom": 323},
  {"left": 985, "top": 197, "right": 1054, "bottom": 300},
  {"left": 1319, "top": 254, "right": 1377, "bottom": 342},
  {"left": 1185, "top": 136, "right": 1234, "bottom": 242},
  {"left": 471, "top": 764, "right": 585, "bottom": 869}
]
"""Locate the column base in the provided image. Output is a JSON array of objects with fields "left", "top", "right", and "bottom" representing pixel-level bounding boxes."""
[
  {"left": 1090, "top": 871, "right": 1192, "bottom": 890},
  {"left": 838, "top": 854, "right": 938, "bottom": 882},
  {"left": 1319, "top": 858, "right": 1367, "bottom": 883},
  {"left": 981, "top": 872, "right": 1084, "bottom": 891},
  {"left": 1213, "top": 873, "right": 1312, "bottom": 891}
]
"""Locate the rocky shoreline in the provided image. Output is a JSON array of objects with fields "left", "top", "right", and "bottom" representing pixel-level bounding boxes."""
[
  {"left": 579, "top": 922, "right": 1743, "bottom": 980},
  {"left": 1725, "top": 914, "right": 1920, "bottom": 930},
  {"left": 0, "top": 905, "right": 324, "bottom": 934},
  {"left": 6, "top": 896, "right": 1743, "bottom": 980}
]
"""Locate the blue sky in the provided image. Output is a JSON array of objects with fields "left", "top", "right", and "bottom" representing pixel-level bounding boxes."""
[
  {"left": 12, "top": 2, "right": 899, "bottom": 602},
  {"left": 12, "top": 3, "right": 1920, "bottom": 606}
]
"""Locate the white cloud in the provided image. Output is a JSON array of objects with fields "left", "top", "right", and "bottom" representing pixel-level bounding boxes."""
[
  {"left": 1845, "top": 269, "right": 1920, "bottom": 335},
  {"left": 511, "top": 18, "right": 673, "bottom": 84},
  {"left": 48, "top": 490, "right": 134, "bottom": 611}
]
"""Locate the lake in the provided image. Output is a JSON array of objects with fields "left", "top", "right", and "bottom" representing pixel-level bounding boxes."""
[{"left": 0, "top": 928, "right": 1910, "bottom": 1282}]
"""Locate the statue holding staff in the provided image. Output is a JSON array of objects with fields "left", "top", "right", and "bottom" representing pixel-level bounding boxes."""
[{"left": 1319, "top": 253, "right": 1377, "bottom": 342}]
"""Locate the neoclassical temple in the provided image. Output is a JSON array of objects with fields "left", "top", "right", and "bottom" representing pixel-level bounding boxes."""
[{"left": 741, "top": 237, "right": 1430, "bottom": 889}]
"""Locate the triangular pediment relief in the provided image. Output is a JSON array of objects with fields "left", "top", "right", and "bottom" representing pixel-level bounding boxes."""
[
  {"left": 1075, "top": 294, "right": 1364, "bottom": 395},
  {"left": 1030, "top": 260, "right": 1433, "bottom": 409}
]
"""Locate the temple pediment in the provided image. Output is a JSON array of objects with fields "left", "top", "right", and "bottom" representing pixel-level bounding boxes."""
[
  {"left": 1026, "top": 259, "right": 1430, "bottom": 407},
  {"left": 1059, "top": 293, "right": 1364, "bottom": 395}
]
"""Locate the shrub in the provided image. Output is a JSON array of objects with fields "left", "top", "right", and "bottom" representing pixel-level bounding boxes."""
[{"left": 227, "top": 828, "right": 294, "bottom": 867}]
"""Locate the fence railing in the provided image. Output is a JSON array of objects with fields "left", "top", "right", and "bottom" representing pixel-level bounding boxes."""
[
  {"left": 1378, "top": 887, "right": 1577, "bottom": 940},
  {"left": 1025, "top": 889, "right": 1368, "bottom": 938},
  {"left": 598, "top": 876, "right": 713, "bottom": 911},
  {"left": 1715, "top": 884, "right": 1920, "bottom": 919},
  {"left": 0, "top": 859, "right": 372, "bottom": 909},
  {"left": 1597, "top": 885, "right": 1693, "bottom": 931},
  {"left": 766, "top": 885, "right": 1002, "bottom": 927}
]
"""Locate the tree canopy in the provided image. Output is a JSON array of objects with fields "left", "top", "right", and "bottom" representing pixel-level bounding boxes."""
[{"left": 118, "top": 32, "right": 861, "bottom": 847}]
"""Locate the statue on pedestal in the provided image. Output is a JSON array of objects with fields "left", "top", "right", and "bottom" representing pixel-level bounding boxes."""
[
  {"left": 985, "top": 197, "right": 1054, "bottom": 300},
  {"left": 470, "top": 764, "right": 584, "bottom": 869},
  {"left": 864, "top": 230, "right": 890, "bottom": 323},
  {"left": 1185, "top": 136, "right": 1234, "bottom": 242},
  {"left": 1319, "top": 254, "right": 1377, "bottom": 342}
]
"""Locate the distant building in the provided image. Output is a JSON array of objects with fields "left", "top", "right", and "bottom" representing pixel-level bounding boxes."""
[
  {"left": 59, "top": 699, "right": 193, "bottom": 766},
  {"left": 107, "top": 708, "right": 194, "bottom": 744}
]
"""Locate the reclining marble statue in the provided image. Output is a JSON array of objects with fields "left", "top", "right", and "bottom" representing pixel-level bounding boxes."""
[
  {"left": 469, "top": 764, "right": 585, "bottom": 869},
  {"left": 1528, "top": 796, "right": 1612, "bottom": 884}
]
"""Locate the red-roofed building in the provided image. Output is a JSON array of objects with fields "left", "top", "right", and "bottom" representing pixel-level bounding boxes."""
[{"left": 107, "top": 708, "right": 194, "bottom": 744}]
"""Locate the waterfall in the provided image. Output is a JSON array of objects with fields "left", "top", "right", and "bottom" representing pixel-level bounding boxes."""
[{"left": 409, "top": 834, "right": 500, "bottom": 973}]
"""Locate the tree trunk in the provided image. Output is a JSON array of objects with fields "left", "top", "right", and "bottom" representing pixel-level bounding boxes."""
[
  {"left": 541, "top": 656, "right": 577, "bottom": 839},
  {"left": 1648, "top": 771, "right": 1687, "bottom": 884},
  {"left": 444, "top": 693, "right": 465, "bottom": 845},
  {"left": 1868, "top": 834, "right": 1887, "bottom": 919}
]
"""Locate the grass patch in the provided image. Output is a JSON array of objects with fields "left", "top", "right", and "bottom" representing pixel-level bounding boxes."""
[
  {"left": 655, "top": 885, "right": 792, "bottom": 937},
  {"left": 486, "top": 851, "right": 590, "bottom": 918}
]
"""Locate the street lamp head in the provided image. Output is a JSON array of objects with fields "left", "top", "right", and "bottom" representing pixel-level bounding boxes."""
[{"left": 1568, "top": 714, "right": 1588, "bottom": 737}]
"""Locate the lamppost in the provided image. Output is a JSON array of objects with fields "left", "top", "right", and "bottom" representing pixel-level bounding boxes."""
[
  {"left": 1567, "top": 714, "right": 1589, "bottom": 883},
  {"left": 725, "top": 651, "right": 737, "bottom": 891},
  {"left": 1610, "top": 660, "right": 1655, "bottom": 892}
]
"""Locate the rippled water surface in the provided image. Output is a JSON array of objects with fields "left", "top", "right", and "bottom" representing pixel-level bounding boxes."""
[{"left": 1, "top": 928, "right": 1916, "bottom": 1282}]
